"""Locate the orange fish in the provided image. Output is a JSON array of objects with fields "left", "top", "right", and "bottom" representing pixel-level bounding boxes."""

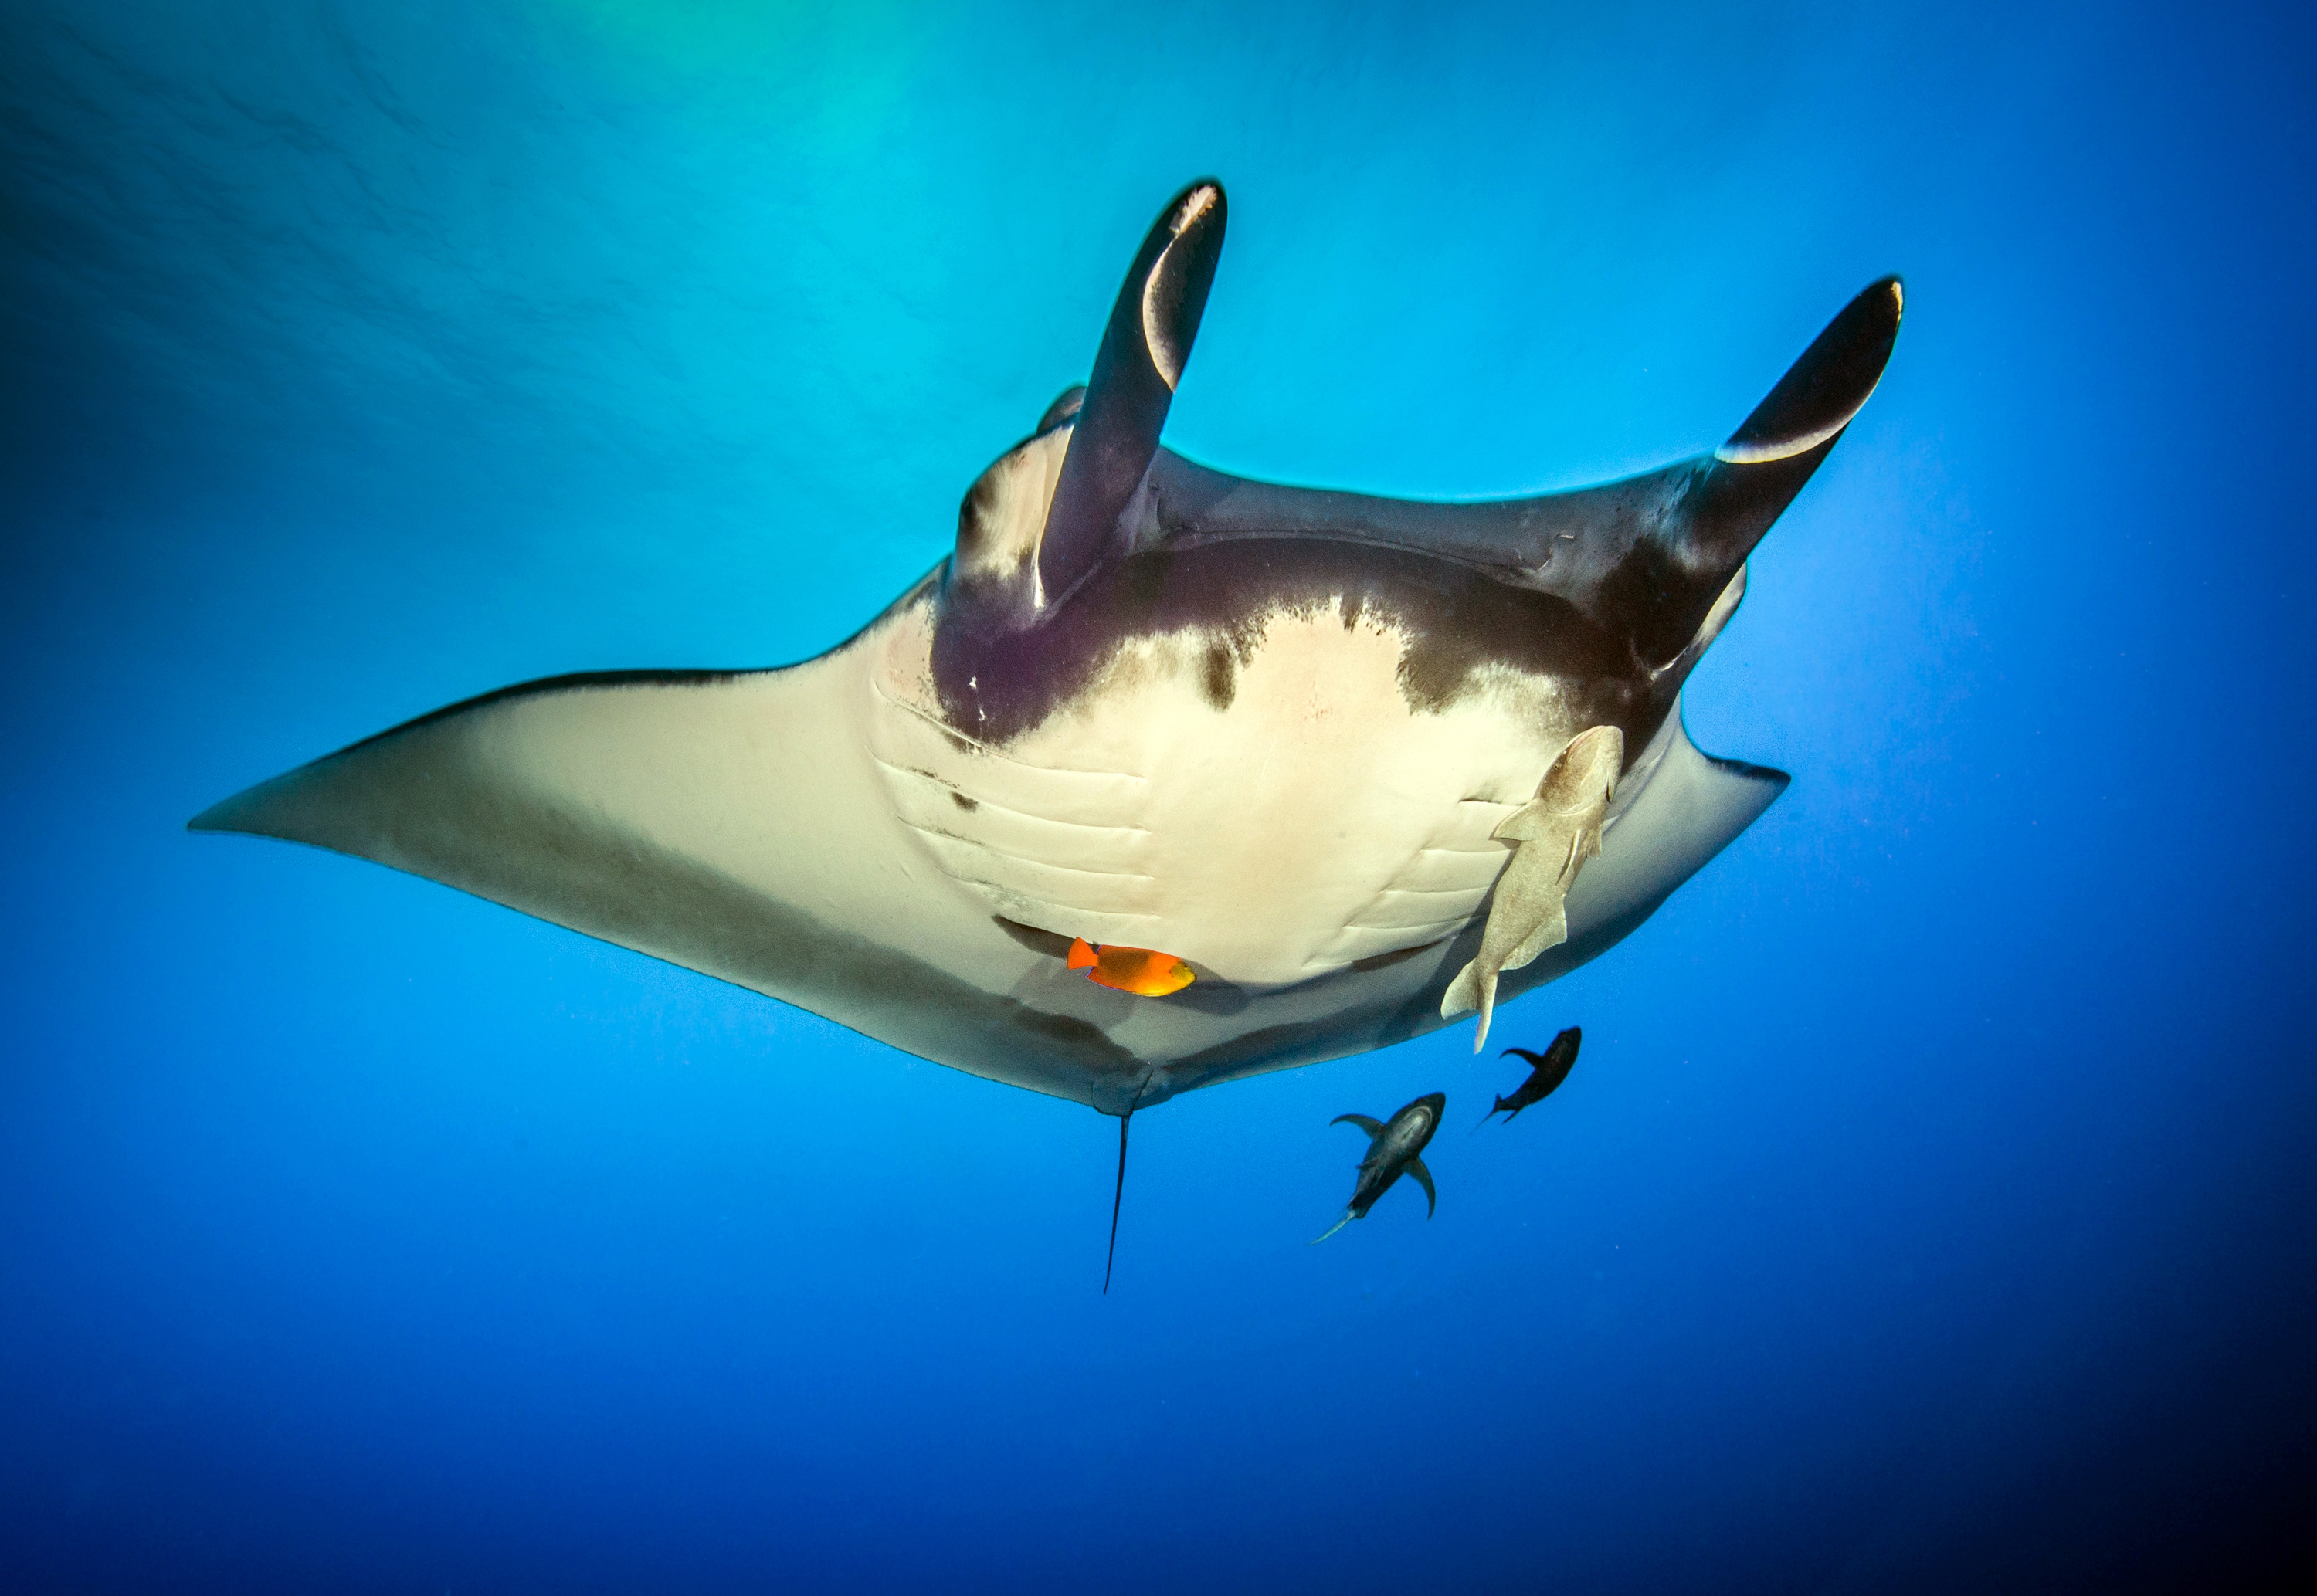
[{"left": 1067, "top": 937, "right": 1196, "bottom": 997}]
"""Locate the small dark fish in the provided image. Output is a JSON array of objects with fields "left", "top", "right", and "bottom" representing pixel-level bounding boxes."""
[
  {"left": 1479, "top": 1026, "right": 1580, "bottom": 1127},
  {"left": 1312, "top": 1092, "right": 1444, "bottom": 1243}
]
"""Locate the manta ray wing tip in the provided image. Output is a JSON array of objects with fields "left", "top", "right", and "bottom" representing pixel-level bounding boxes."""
[{"left": 186, "top": 791, "right": 258, "bottom": 835}]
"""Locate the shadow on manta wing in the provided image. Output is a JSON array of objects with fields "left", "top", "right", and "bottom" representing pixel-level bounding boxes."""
[{"left": 185, "top": 178, "right": 1901, "bottom": 1290}]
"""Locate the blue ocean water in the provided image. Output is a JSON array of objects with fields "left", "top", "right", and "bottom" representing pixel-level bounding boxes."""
[{"left": 3, "top": 2, "right": 2312, "bottom": 1590}]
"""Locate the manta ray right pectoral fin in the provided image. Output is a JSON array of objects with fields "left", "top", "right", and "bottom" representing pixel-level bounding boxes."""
[{"left": 1405, "top": 1157, "right": 1436, "bottom": 1218}]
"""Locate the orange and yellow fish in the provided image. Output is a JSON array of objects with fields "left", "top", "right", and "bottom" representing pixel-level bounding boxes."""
[{"left": 1067, "top": 937, "right": 1196, "bottom": 997}]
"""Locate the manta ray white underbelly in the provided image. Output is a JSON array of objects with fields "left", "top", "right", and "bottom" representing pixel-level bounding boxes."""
[
  {"left": 193, "top": 180, "right": 1901, "bottom": 1120},
  {"left": 869, "top": 507, "right": 1572, "bottom": 988}
]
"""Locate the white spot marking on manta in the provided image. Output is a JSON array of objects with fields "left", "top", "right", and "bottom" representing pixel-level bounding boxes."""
[{"left": 1171, "top": 183, "right": 1219, "bottom": 236}]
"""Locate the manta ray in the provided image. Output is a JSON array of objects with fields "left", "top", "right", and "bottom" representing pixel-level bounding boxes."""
[{"left": 193, "top": 178, "right": 1898, "bottom": 1185}]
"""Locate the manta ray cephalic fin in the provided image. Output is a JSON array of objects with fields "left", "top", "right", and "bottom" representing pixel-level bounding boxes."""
[{"left": 1039, "top": 180, "right": 1226, "bottom": 607}]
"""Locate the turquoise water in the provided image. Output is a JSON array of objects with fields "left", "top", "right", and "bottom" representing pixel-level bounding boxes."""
[{"left": 3, "top": 2, "right": 2312, "bottom": 1589}]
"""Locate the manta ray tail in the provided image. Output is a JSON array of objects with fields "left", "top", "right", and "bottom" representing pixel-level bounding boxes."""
[
  {"left": 1103, "top": 1108, "right": 1132, "bottom": 1295},
  {"left": 1309, "top": 1211, "right": 1353, "bottom": 1245}
]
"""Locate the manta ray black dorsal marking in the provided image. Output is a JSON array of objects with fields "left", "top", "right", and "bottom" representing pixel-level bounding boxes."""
[
  {"left": 1102, "top": 1067, "right": 1159, "bottom": 1293},
  {"left": 191, "top": 179, "right": 1899, "bottom": 1129},
  {"left": 1481, "top": 1025, "right": 1582, "bottom": 1127}
]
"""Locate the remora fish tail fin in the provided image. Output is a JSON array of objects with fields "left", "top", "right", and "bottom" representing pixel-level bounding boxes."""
[
  {"left": 1405, "top": 1157, "right": 1436, "bottom": 1218},
  {"left": 1103, "top": 1107, "right": 1132, "bottom": 1296},
  {"left": 185, "top": 659, "right": 1164, "bottom": 1117},
  {"left": 1040, "top": 181, "right": 1226, "bottom": 604}
]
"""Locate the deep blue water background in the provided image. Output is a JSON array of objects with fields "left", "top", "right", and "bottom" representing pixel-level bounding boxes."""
[{"left": 4, "top": 2, "right": 2313, "bottom": 1591}]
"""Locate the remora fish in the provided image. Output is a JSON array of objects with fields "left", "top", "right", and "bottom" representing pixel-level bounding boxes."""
[
  {"left": 1443, "top": 727, "right": 1622, "bottom": 1050},
  {"left": 190, "top": 178, "right": 1900, "bottom": 1240},
  {"left": 1313, "top": 1093, "right": 1446, "bottom": 1243},
  {"left": 1480, "top": 1027, "right": 1581, "bottom": 1127}
]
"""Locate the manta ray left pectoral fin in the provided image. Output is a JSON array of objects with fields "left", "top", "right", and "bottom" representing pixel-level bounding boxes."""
[
  {"left": 183, "top": 666, "right": 860, "bottom": 1002},
  {"left": 1405, "top": 1157, "right": 1436, "bottom": 1218}
]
